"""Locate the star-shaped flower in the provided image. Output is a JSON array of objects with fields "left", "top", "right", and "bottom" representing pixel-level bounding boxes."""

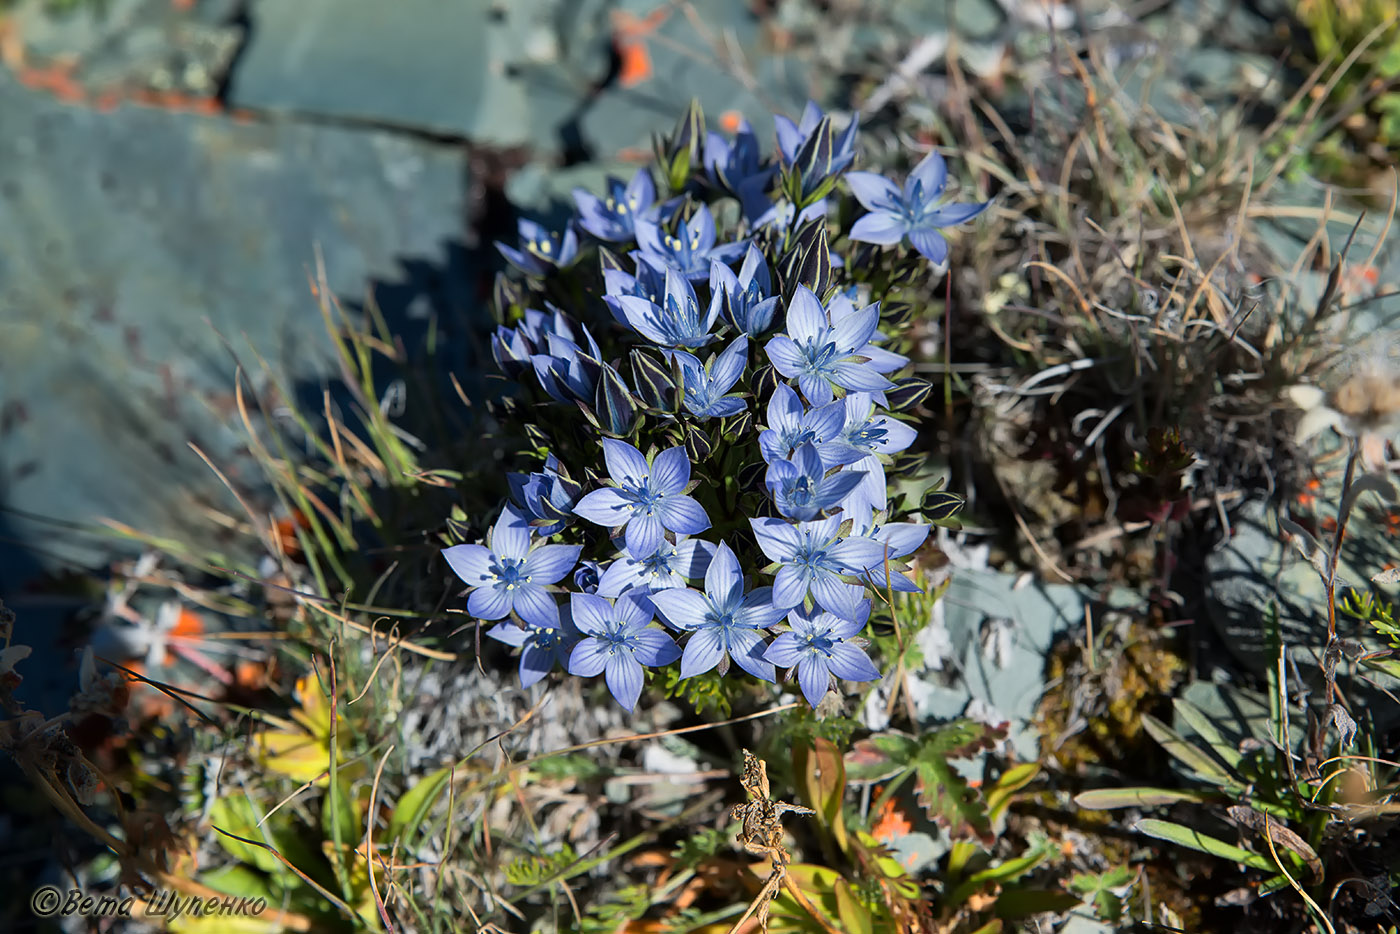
[
  {"left": 573, "top": 168, "right": 656, "bottom": 242},
  {"left": 764, "top": 603, "right": 881, "bottom": 707},
  {"left": 567, "top": 591, "right": 681, "bottom": 711},
  {"left": 443, "top": 507, "right": 581, "bottom": 627},
  {"left": 764, "top": 286, "right": 895, "bottom": 405},
  {"left": 845, "top": 150, "right": 989, "bottom": 266},
  {"left": 650, "top": 542, "right": 783, "bottom": 681},
  {"left": 574, "top": 440, "right": 711, "bottom": 558}
]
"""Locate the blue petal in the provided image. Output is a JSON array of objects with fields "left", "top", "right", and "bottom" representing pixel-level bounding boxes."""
[
  {"left": 844, "top": 171, "right": 901, "bottom": 211},
  {"left": 928, "top": 200, "right": 991, "bottom": 227},
  {"left": 568, "top": 637, "right": 609, "bottom": 677},
  {"left": 849, "top": 212, "right": 908, "bottom": 245},
  {"left": 605, "top": 654, "right": 645, "bottom": 711},
  {"left": 492, "top": 506, "right": 533, "bottom": 561},
  {"left": 832, "top": 362, "right": 895, "bottom": 394},
  {"left": 826, "top": 642, "right": 881, "bottom": 682},
  {"left": 518, "top": 642, "right": 556, "bottom": 688},
  {"left": 523, "top": 544, "right": 582, "bottom": 584},
  {"left": 906, "top": 150, "right": 948, "bottom": 201},
  {"left": 829, "top": 304, "right": 880, "bottom": 356},
  {"left": 764, "top": 336, "right": 806, "bottom": 379},
  {"left": 679, "top": 628, "right": 725, "bottom": 678},
  {"left": 704, "top": 542, "right": 743, "bottom": 603},
  {"left": 625, "top": 512, "right": 665, "bottom": 559},
  {"left": 569, "top": 593, "right": 614, "bottom": 637},
  {"left": 811, "top": 576, "right": 864, "bottom": 620},
  {"left": 649, "top": 588, "right": 710, "bottom": 631},
  {"left": 710, "top": 338, "right": 748, "bottom": 393},
  {"left": 659, "top": 495, "right": 711, "bottom": 537},
  {"left": 485, "top": 622, "right": 531, "bottom": 647},
  {"left": 726, "top": 628, "right": 776, "bottom": 681},
  {"left": 772, "top": 565, "right": 809, "bottom": 611},
  {"left": 443, "top": 544, "right": 493, "bottom": 587},
  {"left": 764, "top": 632, "right": 802, "bottom": 668},
  {"left": 602, "top": 439, "right": 650, "bottom": 486},
  {"left": 785, "top": 287, "right": 828, "bottom": 345},
  {"left": 468, "top": 585, "right": 512, "bottom": 621},
  {"left": 633, "top": 628, "right": 682, "bottom": 667},
  {"left": 796, "top": 657, "right": 831, "bottom": 707},
  {"left": 908, "top": 228, "right": 950, "bottom": 266},
  {"left": 512, "top": 585, "right": 560, "bottom": 628},
  {"left": 574, "top": 488, "right": 633, "bottom": 528},
  {"left": 750, "top": 517, "right": 801, "bottom": 563},
  {"left": 650, "top": 446, "right": 691, "bottom": 495}
]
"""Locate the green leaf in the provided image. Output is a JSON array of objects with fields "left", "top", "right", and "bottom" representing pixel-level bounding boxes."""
[
  {"left": 199, "top": 864, "right": 281, "bottom": 903},
  {"left": 1074, "top": 787, "right": 1211, "bottom": 809},
  {"left": 912, "top": 757, "right": 992, "bottom": 845},
  {"left": 986, "top": 762, "right": 1039, "bottom": 824},
  {"left": 993, "top": 889, "right": 1082, "bottom": 920},
  {"left": 321, "top": 774, "right": 360, "bottom": 848},
  {"left": 1133, "top": 819, "right": 1276, "bottom": 872},
  {"left": 1141, "top": 714, "right": 1240, "bottom": 789},
  {"left": 834, "top": 879, "right": 874, "bottom": 934},
  {"left": 844, "top": 732, "right": 918, "bottom": 783},
  {"left": 388, "top": 764, "right": 454, "bottom": 846},
  {"left": 209, "top": 795, "right": 283, "bottom": 876},
  {"left": 795, "top": 736, "right": 848, "bottom": 852},
  {"left": 1173, "top": 698, "right": 1243, "bottom": 771}
]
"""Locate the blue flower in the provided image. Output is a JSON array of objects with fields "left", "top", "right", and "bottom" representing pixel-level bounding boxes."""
[
  {"left": 710, "top": 248, "right": 780, "bottom": 337},
  {"left": 597, "top": 536, "right": 716, "bottom": 598},
  {"left": 635, "top": 203, "right": 746, "bottom": 281},
  {"left": 749, "top": 516, "right": 886, "bottom": 619},
  {"left": 486, "top": 608, "right": 582, "bottom": 688},
  {"left": 833, "top": 392, "right": 919, "bottom": 519},
  {"left": 765, "top": 443, "right": 867, "bottom": 521},
  {"left": 850, "top": 518, "right": 929, "bottom": 595},
  {"left": 827, "top": 291, "right": 908, "bottom": 378},
  {"left": 845, "top": 150, "right": 990, "bottom": 266},
  {"left": 492, "top": 306, "right": 594, "bottom": 381},
  {"left": 574, "top": 440, "right": 712, "bottom": 558},
  {"left": 605, "top": 265, "right": 720, "bottom": 349},
  {"left": 443, "top": 507, "right": 581, "bottom": 627},
  {"left": 567, "top": 591, "right": 681, "bottom": 711},
  {"left": 673, "top": 337, "right": 748, "bottom": 419},
  {"left": 757, "top": 383, "right": 860, "bottom": 467},
  {"left": 704, "top": 119, "right": 776, "bottom": 200},
  {"left": 496, "top": 218, "right": 579, "bottom": 276},
  {"left": 604, "top": 253, "right": 669, "bottom": 308},
  {"left": 775, "top": 101, "right": 859, "bottom": 173},
  {"left": 763, "top": 286, "right": 895, "bottom": 405},
  {"left": 507, "top": 454, "right": 582, "bottom": 537},
  {"left": 572, "top": 169, "right": 656, "bottom": 242},
  {"left": 574, "top": 559, "right": 601, "bottom": 594},
  {"left": 650, "top": 542, "right": 784, "bottom": 681},
  {"left": 774, "top": 101, "right": 859, "bottom": 200},
  {"left": 530, "top": 329, "right": 603, "bottom": 404},
  {"left": 745, "top": 195, "right": 828, "bottom": 233},
  {"left": 764, "top": 603, "right": 881, "bottom": 707}
]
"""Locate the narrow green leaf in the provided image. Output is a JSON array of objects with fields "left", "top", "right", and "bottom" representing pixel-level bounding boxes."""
[
  {"left": 389, "top": 765, "right": 454, "bottom": 846},
  {"left": 1133, "top": 819, "right": 1276, "bottom": 872},
  {"left": 1141, "top": 714, "right": 1239, "bottom": 788},
  {"left": 1173, "top": 698, "right": 1243, "bottom": 770},
  {"left": 1074, "top": 787, "right": 1211, "bottom": 809}
]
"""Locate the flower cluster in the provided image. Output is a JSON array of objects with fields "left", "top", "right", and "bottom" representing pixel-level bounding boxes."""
[{"left": 455, "top": 100, "right": 986, "bottom": 710}]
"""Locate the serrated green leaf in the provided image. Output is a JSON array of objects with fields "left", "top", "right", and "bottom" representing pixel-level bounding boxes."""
[
  {"left": 913, "top": 757, "right": 992, "bottom": 845},
  {"left": 844, "top": 732, "right": 918, "bottom": 783}
]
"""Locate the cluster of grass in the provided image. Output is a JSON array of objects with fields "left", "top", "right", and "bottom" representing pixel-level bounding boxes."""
[{"left": 3, "top": 10, "right": 1400, "bottom": 934}]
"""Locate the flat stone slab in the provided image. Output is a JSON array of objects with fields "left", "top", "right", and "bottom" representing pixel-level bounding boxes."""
[
  {"left": 0, "top": 69, "right": 469, "bottom": 582},
  {"left": 228, "top": 0, "right": 612, "bottom": 148}
]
